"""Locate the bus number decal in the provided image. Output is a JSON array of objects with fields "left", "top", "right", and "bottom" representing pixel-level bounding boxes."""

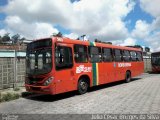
[
  {"left": 76, "top": 65, "right": 92, "bottom": 73},
  {"left": 118, "top": 63, "right": 131, "bottom": 67}
]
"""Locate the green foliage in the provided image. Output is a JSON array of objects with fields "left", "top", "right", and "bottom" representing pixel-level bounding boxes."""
[
  {"left": 12, "top": 93, "right": 20, "bottom": 100},
  {"left": 2, "top": 33, "right": 10, "bottom": 42},
  {"left": 52, "top": 32, "right": 62, "bottom": 37},
  {"left": 11, "top": 34, "right": 20, "bottom": 44},
  {"left": 0, "top": 33, "right": 26, "bottom": 45},
  {"left": 94, "top": 39, "right": 112, "bottom": 44},
  {"left": 0, "top": 92, "right": 20, "bottom": 102},
  {"left": 145, "top": 47, "right": 150, "bottom": 52},
  {"left": 1, "top": 93, "right": 13, "bottom": 101},
  {"left": 134, "top": 45, "right": 143, "bottom": 51}
]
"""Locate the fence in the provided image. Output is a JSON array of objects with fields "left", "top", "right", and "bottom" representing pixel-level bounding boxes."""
[
  {"left": 143, "top": 56, "right": 152, "bottom": 73},
  {"left": 0, "top": 50, "right": 26, "bottom": 90}
]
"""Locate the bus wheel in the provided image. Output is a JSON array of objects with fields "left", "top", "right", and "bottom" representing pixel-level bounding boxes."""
[
  {"left": 125, "top": 71, "right": 131, "bottom": 83},
  {"left": 78, "top": 79, "right": 88, "bottom": 94}
]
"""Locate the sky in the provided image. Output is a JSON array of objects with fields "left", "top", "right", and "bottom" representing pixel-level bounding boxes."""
[{"left": 0, "top": 0, "right": 160, "bottom": 52}]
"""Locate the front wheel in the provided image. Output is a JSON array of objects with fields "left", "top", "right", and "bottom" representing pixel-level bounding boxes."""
[
  {"left": 125, "top": 71, "right": 131, "bottom": 83},
  {"left": 78, "top": 79, "right": 88, "bottom": 94}
]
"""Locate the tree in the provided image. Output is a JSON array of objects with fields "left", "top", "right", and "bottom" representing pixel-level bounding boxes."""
[
  {"left": 134, "top": 45, "right": 143, "bottom": 51},
  {"left": 19, "top": 37, "right": 26, "bottom": 45},
  {"left": 52, "top": 32, "right": 62, "bottom": 37},
  {"left": 95, "top": 39, "right": 112, "bottom": 44},
  {"left": 145, "top": 47, "right": 150, "bottom": 52},
  {"left": 2, "top": 33, "right": 10, "bottom": 42},
  {"left": 57, "top": 32, "right": 63, "bottom": 37},
  {"left": 95, "top": 38, "right": 99, "bottom": 42},
  {"left": 106, "top": 42, "right": 112, "bottom": 44},
  {"left": 11, "top": 34, "right": 20, "bottom": 44}
]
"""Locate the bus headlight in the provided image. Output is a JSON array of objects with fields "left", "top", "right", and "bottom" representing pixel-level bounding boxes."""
[{"left": 44, "top": 77, "right": 54, "bottom": 86}]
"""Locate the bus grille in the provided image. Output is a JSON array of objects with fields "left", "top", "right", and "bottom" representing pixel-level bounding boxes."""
[
  {"left": 28, "top": 77, "right": 42, "bottom": 81},
  {"left": 31, "top": 87, "right": 41, "bottom": 91},
  {"left": 28, "top": 77, "right": 44, "bottom": 85}
]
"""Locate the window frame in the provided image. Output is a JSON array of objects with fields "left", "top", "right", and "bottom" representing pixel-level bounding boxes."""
[
  {"left": 102, "top": 47, "right": 113, "bottom": 62},
  {"left": 74, "top": 44, "right": 88, "bottom": 63},
  {"left": 136, "top": 51, "right": 143, "bottom": 61},
  {"left": 130, "top": 51, "right": 137, "bottom": 61},
  {"left": 114, "top": 49, "right": 123, "bottom": 62},
  {"left": 55, "top": 45, "right": 73, "bottom": 70},
  {"left": 123, "top": 50, "right": 131, "bottom": 62},
  {"left": 88, "top": 46, "right": 102, "bottom": 63}
]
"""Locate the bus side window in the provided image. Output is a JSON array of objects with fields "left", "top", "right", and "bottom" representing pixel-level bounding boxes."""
[
  {"left": 123, "top": 50, "right": 131, "bottom": 62},
  {"left": 136, "top": 52, "right": 142, "bottom": 61},
  {"left": 130, "top": 51, "right": 137, "bottom": 61},
  {"left": 55, "top": 46, "right": 73, "bottom": 70},
  {"left": 102, "top": 48, "right": 112, "bottom": 62},
  {"left": 89, "top": 46, "right": 101, "bottom": 63},
  {"left": 114, "top": 49, "right": 123, "bottom": 62},
  {"left": 74, "top": 45, "right": 88, "bottom": 63}
]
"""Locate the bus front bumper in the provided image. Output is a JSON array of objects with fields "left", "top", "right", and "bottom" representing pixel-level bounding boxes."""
[{"left": 25, "top": 84, "right": 55, "bottom": 95}]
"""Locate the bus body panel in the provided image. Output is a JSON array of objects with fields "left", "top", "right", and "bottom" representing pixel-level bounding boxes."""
[{"left": 25, "top": 37, "right": 144, "bottom": 95}]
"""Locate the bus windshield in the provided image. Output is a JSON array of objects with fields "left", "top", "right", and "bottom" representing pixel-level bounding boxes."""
[{"left": 26, "top": 48, "right": 52, "bottom": 75}]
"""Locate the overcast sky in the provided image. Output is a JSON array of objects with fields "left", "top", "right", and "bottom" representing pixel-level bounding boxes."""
[{"left": 0, "top": 0, "right": 160, "bottom": 52}]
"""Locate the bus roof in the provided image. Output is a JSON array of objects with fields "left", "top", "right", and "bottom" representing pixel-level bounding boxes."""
[
  {"left": 53, "top": 37, "right": 142, "bottom": 52},
  {"left": 151, "top": 52, "right": 160, "bottom": 55},
  {"left": 30, "top": 37, "right": 142, "bottom": 52}
]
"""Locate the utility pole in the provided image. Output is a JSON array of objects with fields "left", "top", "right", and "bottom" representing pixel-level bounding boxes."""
[{"left": 81, "top": 35, "right": 86, "bottom": 41}]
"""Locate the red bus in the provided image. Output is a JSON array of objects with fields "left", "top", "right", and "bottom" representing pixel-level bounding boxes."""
[
  {"left": 151, "top": 52, "right": 160, "bottom": 73},
  {"left": 25, "top": 37, "right": 144, "bottom": 95}
]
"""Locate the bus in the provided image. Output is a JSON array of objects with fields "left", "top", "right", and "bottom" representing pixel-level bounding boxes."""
[
  {"left": 25, "top": 37, "right": 144, "bottom": 95},
  {"left": 151, "top": 52, "right": 160, "bottom": 73}
]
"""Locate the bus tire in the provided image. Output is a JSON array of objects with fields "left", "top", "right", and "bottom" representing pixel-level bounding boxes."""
[
  {"left": 78, "top": 78, "right": 88, "bottom": 95},
  {"left": 125, "top": 71, "right": 131, "bottom": 83}
]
